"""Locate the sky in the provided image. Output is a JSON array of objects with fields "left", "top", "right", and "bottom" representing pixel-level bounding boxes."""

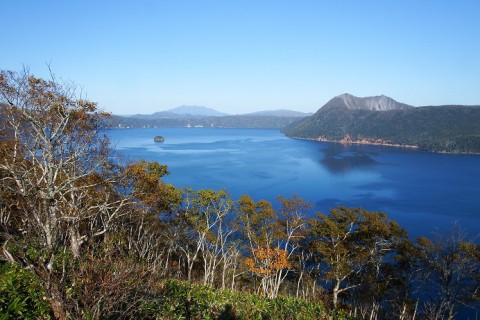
[{"left": 2, "top": 1, "right": 480, "bottom": 115}]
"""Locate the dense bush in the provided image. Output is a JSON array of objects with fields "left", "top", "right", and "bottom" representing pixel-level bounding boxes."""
[
  {"left": 0, "top": 262, "right": 51, "bottom": 319},
  {"left": 145, "top": 279, "right": 333, "bottom": 320}
]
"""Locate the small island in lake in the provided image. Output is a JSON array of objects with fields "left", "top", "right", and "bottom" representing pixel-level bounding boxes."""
[{"left": 154, "top": 135, "right": 165, "bottom": 142}]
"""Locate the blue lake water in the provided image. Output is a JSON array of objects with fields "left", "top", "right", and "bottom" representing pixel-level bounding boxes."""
[{"left": 107, "top": 127, "right": 480, "bottom": 239}]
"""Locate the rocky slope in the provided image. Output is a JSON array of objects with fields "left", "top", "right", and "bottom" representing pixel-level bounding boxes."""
[{"left": 323, "top": 93, "right": 413, "bottom": 111}]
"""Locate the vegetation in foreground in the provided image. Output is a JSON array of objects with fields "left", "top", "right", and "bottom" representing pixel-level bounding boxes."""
[{"left": 1, "top": 69, "right": 479, "bottom": 319}]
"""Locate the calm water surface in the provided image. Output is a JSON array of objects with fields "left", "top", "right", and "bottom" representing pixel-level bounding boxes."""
[{"left": 107, "top": 128, "right": 480, "bottom": 239}]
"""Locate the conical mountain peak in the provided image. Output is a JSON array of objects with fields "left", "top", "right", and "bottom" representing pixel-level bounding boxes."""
[{"left": 331, "top": 93, "right": 412, "bottom": 111}]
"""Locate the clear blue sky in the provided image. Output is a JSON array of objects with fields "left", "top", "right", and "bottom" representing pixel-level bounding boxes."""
[{"left": 2, "top": 0, "right": 479, "bottom": 114}]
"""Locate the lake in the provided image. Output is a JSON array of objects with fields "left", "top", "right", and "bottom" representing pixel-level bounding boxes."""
[{"left": 107, "top": 127, "right": 480, "bottom": 239}]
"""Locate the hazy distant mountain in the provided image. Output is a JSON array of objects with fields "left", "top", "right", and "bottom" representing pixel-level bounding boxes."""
[
  {"left": 131, "top": 111, "right": 181, "bottom": 119},
  {"left": 243, "top": 109, "right": 313, "bottom": 117},
  {"left": 283, "top": 94, "right": 480, "bottom": 153},
  {"left": 130, "top": 105, "right": 228, "bottom": 119},
  {"left": 165, "top": 105, "right": 228, "bottom": 116}
]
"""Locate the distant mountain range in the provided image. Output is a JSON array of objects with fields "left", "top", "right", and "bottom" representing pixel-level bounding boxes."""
[
  {"left": 131, "top": 105, "right": 228, "bottom": 119},
  {"left": 283, "top": 94, "right": 480, "bottom": 153},
  {"left": 167, "top": 105, "right": 228, "bottom": 116},
  {"left": 110, "top": 106, "right": 311, "bottom": 129},
  {"left": 128, "top": 106, "right": 311, "bottom": 119}
]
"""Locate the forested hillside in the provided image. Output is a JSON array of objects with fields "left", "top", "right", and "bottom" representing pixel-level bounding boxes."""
[
  {"left": 284, "top": 95, "right": 480, "bottom": 153},
  {"left": 108, "top": 114, "right": 302, "bottom": 129},
  {"left": 1, "top": 71, "right": 479, "bottom": 319}
]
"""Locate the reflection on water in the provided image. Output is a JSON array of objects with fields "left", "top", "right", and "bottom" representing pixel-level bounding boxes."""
[{"left": 320, "top": 143, "right": 377, "bottom": 174}]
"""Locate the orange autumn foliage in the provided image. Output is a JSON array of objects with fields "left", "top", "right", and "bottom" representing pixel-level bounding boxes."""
[{"left": 245, "top": 247, "right": 289, "bottom": 275}]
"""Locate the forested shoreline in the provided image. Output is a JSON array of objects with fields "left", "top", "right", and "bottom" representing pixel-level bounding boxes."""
[
  {"left": 107, "top": 114, "right": 301, "bottom": 129},
  {"left": 1, "top": 70, "right": 479, "bottom": 319},
  {"left": 283, "top": 103, "right": 480, "bottom": 154}
]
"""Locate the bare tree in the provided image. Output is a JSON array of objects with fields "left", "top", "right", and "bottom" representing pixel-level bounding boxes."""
[{"left": 0, "top": 69, "right": 133, "bottom": 319}]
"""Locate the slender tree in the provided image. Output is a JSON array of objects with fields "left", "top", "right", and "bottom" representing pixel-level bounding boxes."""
[
  {"left": 309, "top": 206, "right": 407, "bottom": 311},
  {"left": 237, "top": 195, "right": 309, "bottom": 298}
]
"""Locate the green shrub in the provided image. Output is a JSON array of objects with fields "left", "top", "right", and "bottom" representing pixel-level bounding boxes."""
[
  {"left": 147, "top": 279, "right": 328, "bottom": 320},
  {"left": 0, "top": 262, "right": 51, "bottom": 319}
]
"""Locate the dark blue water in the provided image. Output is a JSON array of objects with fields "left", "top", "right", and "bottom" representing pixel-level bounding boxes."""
[{"left": 107, "top": 128, "right": 480, "bottom": 239}]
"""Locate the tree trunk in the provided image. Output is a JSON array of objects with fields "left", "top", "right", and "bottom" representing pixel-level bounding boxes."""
[
  {"left": 332, "top": 280, "right": 340, "bottom": 309},
  {"left": 69, "top": 228, "right": 82, "bottom": 258},
  {"left": 49, "top": 285, "right": 67, "bottom": 320},
  {"left": 296, "top": 270, "right": 303, "bottom": 298}
]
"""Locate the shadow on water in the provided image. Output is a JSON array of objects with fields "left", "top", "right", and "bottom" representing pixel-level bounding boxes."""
[{"left": 320, "top": 143, "right": 377, "bottom": 174}]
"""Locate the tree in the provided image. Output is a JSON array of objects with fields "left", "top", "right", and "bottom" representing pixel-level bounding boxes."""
[
  {"left": 309, "top": 206, "right": 407, "bottom": 311},
  {"left": 414, "top": 227, "right": 479, "bottom": 319},
  {"left": 121, "top": 160, "right": 182, "bottom": 276},
  {"left": 245, "top": 246, "right": 289, "bottom": 297},
  {"left": 348, "top": 209, "right": 409, "bottom": 319},
  {"left": 460, "top": 241, "right": 480, "bottom": 302},
  {"left": 174, "top": 188, "right": 235, "bottom": 285},
  {"left": 275, "top": 195, "right": 310, "bottom": 298},
  {"left": 0, "top": 69, "right": 151, "bottom": 319},
  {"left": 237, "top": 195, "right": 309, "bottom": 298}
]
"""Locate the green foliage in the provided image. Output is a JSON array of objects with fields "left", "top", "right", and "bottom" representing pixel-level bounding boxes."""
[
  {"left": 236, "top": 194, "right": 277, "bottom": 248},
  {"left": 309, "top": 207, "right": 408, "bottom": 310},
  {"left": 146, "top": 279, "right": 330, "bottom": 320},
  {"left": 0, "top": 262, "right": 51, "bottom": 319}
]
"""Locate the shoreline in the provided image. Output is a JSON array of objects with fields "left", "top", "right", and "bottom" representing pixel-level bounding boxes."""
[{"left": 290, "top": 136, "right": 480, "bottom": 155}]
